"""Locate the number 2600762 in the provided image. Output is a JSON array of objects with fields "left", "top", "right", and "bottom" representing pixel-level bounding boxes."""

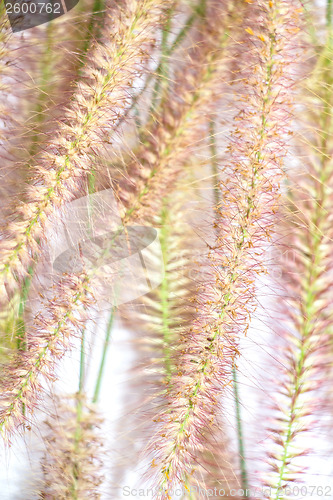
[{"left": 5, "top": 2, "right": 61, "bottom": 14}]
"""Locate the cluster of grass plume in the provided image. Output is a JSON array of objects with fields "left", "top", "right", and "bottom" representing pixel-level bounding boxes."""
[
  {"left": 1, "top": 0, "right": 333, "bottom": 498},
  {"left": 144, "top": 2, "right": 302, "bottom": 496},
  {"left": 0, "top": 0, "right": 172, "bottom": 424},
  {"left": 0, "top": 0, "right": 172, "bottom": 303},
  {"left": 0, "top": 0, "right": 243, "bottom": 444}
]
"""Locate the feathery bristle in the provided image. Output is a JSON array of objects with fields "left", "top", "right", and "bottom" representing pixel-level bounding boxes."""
[
  {"left": 40, "top": 394, "right": 104, "bottom": 499},
  {"left": 144, "top": 2, "right": 302, "bottom": 496},
  {"left": 0, "top": 0, "right": 171, "bottom": 302},
  {"left": 0, "top": 272, "right": 93, "bottom": 440},
  {"left": 261, "top": 34, "right": 333, "bottom": 499}
]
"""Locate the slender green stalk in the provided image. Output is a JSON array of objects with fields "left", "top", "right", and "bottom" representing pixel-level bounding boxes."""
[
  {"left": 70, "top": 330, "right": 86, "bottom": 499},
  {"left": 159, "top": 204, "right": 173, "bottom": 384},
  {"left": 150, "top": 0, "right": 208, "bottom": 115},
  {"left": 81, "top": 0, "right": 106, "bottom": 57},
  {"left": 150, "top": 6, "right": 174, "bottom": 112},
  {"left": 16, "top": 266, "right": 34, "bottom": 351},
  {"left": 16, "top": 268, "right": 33, "bottom": 416},
  {"left": 92, "top": 307, "right": 115, "bottom": 404},
  {"left": 120, "top": 0, "right": 202, "bottom": 126},
  {"left": 232, "top": 365, "right": 248, "bottom": 494},
  {"left": 327, "top": 0, "right": 333, "bottom": 50},
  {"left": 79, "top": 330, "right": 86, "bottom": 395},
  {"left": 327, "top": 0, "right": 332, "bottom": 31},
  {"left": 30, "top": 23, "right": 54, "bottom": 156},
  {"left": 209, "top": 120, "right": 219, "bottom": 208}
]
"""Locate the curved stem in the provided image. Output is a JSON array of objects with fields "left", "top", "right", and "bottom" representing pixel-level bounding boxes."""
[{"left": 92, "top": 307, "right": 115, "bottom": 404}]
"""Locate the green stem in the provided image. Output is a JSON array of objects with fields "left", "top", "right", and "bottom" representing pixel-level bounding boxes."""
[
  {"left": 92, "top": 307, "right": 115, "bottom": 404},
  {"left": 120, "top": 0, "right": 201, "bottom": 127},
  {"left": 16, "top": 266, "right": 34, "bottom": 416},
  {"left": 327, "top": 0, "right": 333, "bottom": 48},
  {"left": 159, "top": 203, "right": 173, "bottom": 384},
  {"left": 232, "top": 365, "right": 248, "bottom": 495},
  {"left": 327, "top": 0, "right": 332, "bottom": 30},
  {"left": 81, "top": 0, "right": 105, "bottom": 59},
  {"left": 30, "top": 23, "right": 54, "bottom": 156},
  {"left": 209, "top": 120, "right": 219, "bottom": 209},
  {"left": 16, "top": 266, "right": 34, "bottom": 351},
  {"left": 150, "top": 0, "right": 208, "bottom": 116},
  {"left": 150, "top": 6, "right": 174, "bottom": 112},
  {"left": 70, "top": 329, "right": 86, "bottom": 499},
  {"left": 196, "top": 0, "right": 207, "bottom": 17},
  {"left": 79, "top": 329, "right": 86, "bottom": 394}
]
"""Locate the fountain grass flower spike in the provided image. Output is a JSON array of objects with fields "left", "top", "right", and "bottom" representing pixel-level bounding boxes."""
[
  {"left": 0, "top": 272, "right": 93, "bottom": 441},
  {"left": 0, "top": 0, "right": 172, "bottom": 304},
  {"left": 261, "top": 34, "right": 333, "bottom": 499},
  {"left": 0, "top": 0, "right": 242, "bottom": 443},
  {"left": 40, "top": 394, "right": 104, "bottom": 499},
  {"left": 113, "top": 0, "right": 245, "bottom": 225},
  {"left": 145, "top": 1, "right": 302, "bottom": 497}
]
